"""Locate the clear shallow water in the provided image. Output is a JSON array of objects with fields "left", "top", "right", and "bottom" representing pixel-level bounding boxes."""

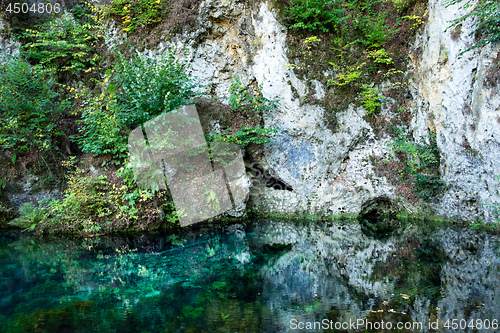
[{"left": 1, "top": 220, "right": 500, "bottom": 332}]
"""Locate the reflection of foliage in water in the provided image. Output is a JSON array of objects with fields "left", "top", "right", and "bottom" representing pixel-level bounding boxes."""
[
  {"left": 1, "top": 221, "right": 500, "bottom": 332},
  {"left": 0, "top": 232, "right": 265, "bottom": 332}
]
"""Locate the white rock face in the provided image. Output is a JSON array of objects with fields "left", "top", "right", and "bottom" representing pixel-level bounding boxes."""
[
  {"left": 410, "top": 0, "right": 500, "bottom": 222},
  {"left": 0, "top": 19, "right": 20, "bottom": 60},
  {"left": 5, "top": 0, "right": 495, "bottom": 221},
  {"left": 139, "top": 0, "right": 500, "bottom": 221},
  {"left": 118, "top": 0, "right": 397, "bottom": 217},
  {"left": 249, "top": 3, "right": 397, "bottom": 216}
]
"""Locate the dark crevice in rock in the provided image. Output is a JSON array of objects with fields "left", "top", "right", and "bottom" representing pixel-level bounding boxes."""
[
  {"left": 247, "top": 162, "right": 293, "bottom": 192},
  {"left": 360, "top": 197, "right": 401, "bottom": 238}
]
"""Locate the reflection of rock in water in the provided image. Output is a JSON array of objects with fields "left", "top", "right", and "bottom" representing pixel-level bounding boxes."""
[
  {"left": 252, "top": 220, "right": 394, "bottom": 332},
  {"left": 438, "top": 229, "right": 500, "bottom": 326},
  {"left": 2, "top": 221, "right": 500, "bottom": 332},
  {"left": 250, "top": 220, "right": 500, "bottom": 333}
]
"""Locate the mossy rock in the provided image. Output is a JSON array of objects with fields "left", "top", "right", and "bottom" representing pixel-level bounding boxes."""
[{"left": 196, "top": 98, "right": 233, "bottom": 134}]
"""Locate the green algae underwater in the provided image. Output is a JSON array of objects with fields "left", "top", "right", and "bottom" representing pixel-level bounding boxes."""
[{"left": 1, "top": 219, "right": 500, "bottom": 332}]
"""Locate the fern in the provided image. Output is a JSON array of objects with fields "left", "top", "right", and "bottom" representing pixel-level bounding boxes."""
[{"left": 0, "top": 59, "right": 68, "bottom": 154}]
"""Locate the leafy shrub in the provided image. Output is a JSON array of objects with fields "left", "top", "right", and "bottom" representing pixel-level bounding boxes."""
[
  {"left": 360, "top": 84, "right": 381, "bottom": 114},
  {"left": 390, "top": 129, "right": 445, "bottom": 200},
  {"left": 20, "top": 165, "right": 178, "bottom": 236},
  {"left": 411, "top": 173, "right": 446, "bottom": 200},
  {"left": 401, "top": 14, "right": 427, "bottom": 31},
  {"left": 288, "top": 0, "right": 345, "bottom": 32},
  {"left": 48, "top": 169, "right": 122, "bottom": 234},
  {"left": 0, "top": 202, "right": 12, "bottom": 226},
  {"left": 0, "top": 59, "right": 69, "bottom": 156},
  {"left": 0, "top": 176, "right": 11, "bottom": 225},
  {"left": 8, "top": 201, "right": 50, "bottom": 231},
  {"left": 391, "top": 129, "right": 440, "bottom": 172},
  {"left": 228, "top": 76, "right": 278, "bottom": 115},
  {"left": 76, "top": 48, "right": 197, "bottom": 162},
  {"left": 357, "top": 0, "right": 394, "bottom": 48},
  {"left": 328, "top": 62, "right": 365, "bottom": 86},
  {"left": 285, "top": 0, "right": 423, "bottom": 121},
  {"left": 75, "top": 92, "right": 128, "bottom": 163},
  {"left": 105, "top": 0, "right": 164, "bottom": 33},
  {"left": 207, "top": 76, "right": 278, "bottom": 147},
  {"left": 446, "top": 0, "right": 500, "bottom": 54},
  {"left": 366, "top": 48, "right": 394, "bottom": 64},
  {"left": 20, "top": 7, "right": 103, "bottom": 77},
  {"left": 209, "top": 126, "right": 277, "bottom": 147},
  {"left": 112, "top": 49, "right": 198, "bottom": 129},
  {"left": 391, "top": 0, "right": 416, "bottom": 11}
]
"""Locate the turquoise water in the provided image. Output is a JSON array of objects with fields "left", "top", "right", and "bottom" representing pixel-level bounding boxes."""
[{"left": 1, "top": 220, "right": 500, "bottom": 332}]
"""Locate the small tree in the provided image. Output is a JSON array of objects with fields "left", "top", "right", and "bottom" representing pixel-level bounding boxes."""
[{"left": 0, "top": 59, "right": 69, "bottom": 159}]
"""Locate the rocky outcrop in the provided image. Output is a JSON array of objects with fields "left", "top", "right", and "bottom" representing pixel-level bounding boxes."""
[
  {"left": 149, "top": 0, "right": 500, "bottom": 222},
  {"left": 148, "top": 0, "right": 399, "bottom": 218},
  {"left": 0, "top": 19, "right": 20, "bottom": 60},
  {"left": 3, "top": 0, "right": 499, "bottom": 223},
  {"left": 409, "top": 0, "right": 500, "bottom": 222}
]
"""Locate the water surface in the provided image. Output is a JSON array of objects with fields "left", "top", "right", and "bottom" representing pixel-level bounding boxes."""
[{"left": 1, "top": 220, "right": 499, "bottom": 332}]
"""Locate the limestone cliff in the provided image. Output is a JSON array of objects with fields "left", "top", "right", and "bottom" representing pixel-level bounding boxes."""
[
  {"left": 136, "top": 0, "right": 497, "bottom": 222},
  {"left": 2, "top": 0, "right": 499, "bottom": 223}
]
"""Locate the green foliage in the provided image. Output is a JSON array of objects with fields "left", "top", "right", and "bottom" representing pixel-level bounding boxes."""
[
  {"left": 411, "top": 173, "right": 446, "bottom": 200},
  {"left": 40, "top": 170, "right": 114, "bottom": 235},
  {"left": 324, "top": 0, "right": 399, "bottom": 86},
  {"left": 105, "top": 0, "right": 163, "bottom": 33},
  {"left": 20, "top": 7, "right": 103, "bottom": 76},
  {"left": 287, "top": 0, "right": 345, "bottom": 32},
  {"left": 208, "top": 76, "right": 278, "bottom": 147},
  {"left": 392, "top": 0, "right": 413, "bottom": 11},
  {"left": 401, "top": 14, "right": 427, "bottom": 31},
  {"left": 286, "top": 0, "right": 420, "bottom": 120},
  {"left": 209, "top": 126, "right": 277, "bottom": 147},
  {"left": 446, "top": 0, "right": 500, "bottom": 54},
  {"left": 228, "top": 76, "right": 278, "bottom": 115},
  {"left": 391, "top": 129, "right": 440, "bottom": 172},
  {"left": 22, "top": 165, "right": 177, "bottom": 235},
  {"left": 112, "top": 49, "right": 198, "bottom": 129},
  {"left": 329, "top": 0, "right": 399, "bottom": 82},
  {"left": 8, "top": 202, "right": 50, "bottom": 231},
  {"left": 328, "top": 62, "right": 365, "bottom": 86},
  {"left": 360, "top": 84, "right": 381, "bottom": 114},
  {"left": 75, "top": 92, "right": 128, "bottom": 163},
  {"left": 0, "top": 59, "right": 69, "bottom": 155},
  {"left": 0, "top": 202, "right": 11, "bottom": 226},
  {"left": 366, "top": 48, "right": 394, "bottom": 64},
  {"left": 357, "top": 0, "right": 394, "bottom": 48},
  {"left": 391, "top": 129, "right": 445, "bottom": 200},
  {"left": 76, "top": 48, "right": 196, "bottom": 162}
]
